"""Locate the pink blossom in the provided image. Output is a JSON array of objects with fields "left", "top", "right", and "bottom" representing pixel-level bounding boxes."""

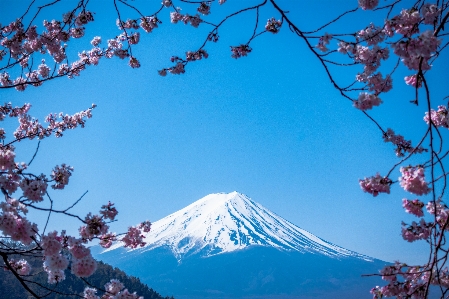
[
  {"left": 421, "top": 3, "right": 440, "bottom": 25},
  {"left": 380, "top": 262, "right": 403, "bottom": 281},
  {"left": 44, "top": 254, "right": 69, "bottom": 271},
  {"left": 122, "top": 226, "right": 146, "bottom": 248},
  {"left": 230, "top": 45, "right": 252, "bottom": 59},
  {"left": 426, "top": 200, "right": 449, "bottom": 229},
  {"left": 358, "top": 23, "right": 385, "bottom": 45},
  {"left": 186, "top": 49, "right": 208, "bottom": 61},
  {"left": 399, "top": 166, "right": 430, "bottom": 196},
  {"left": 128, "top": 32, "right": 140, "bottom": 45},
  {"left": 359, "top": 173, "right": 391, "bottom": 196},
  {"left": 162, "top": 0, "right": 172, "bottom": 7},
  {"left": 354, "top": 45, "right": 389, "bottom": 76},
  {"left": 197, "top": 3, "right": 211, "bottom": 15},
  {"left": 114, "top": 289, "right": 144, "bottom": 299},
  {"left": 71, "top": 254, "right": 97, "bottom": 277},
  {"left": 50, "top": 164, "right": 73, "bottom": 189},
  {"left": 401, "top": 219, "right": 431, "bottom": 242},
  {"left": 38, "top": 61, "right": 51, "bottom": 78},
  {"left": 138, "top": 220, "right": 151, "bottom": 232},
  {"left": 99, "top": 232, "right": 117, "bottom": 248},
  {"left": 170, "top": 12, "right": 184, "bottom": 24},
  {"left": 140, "top": 16, "right": 160, "bottom": 33},
  {"left": 115, "top": 49, "right": 129, "bottom": 59},
  {"left": 128, "top": 57, "right": 141, "bottom": 68},
  {"left": 182, "top": 14, "right": 202, "bottom": 28},
  {"left": 13, "top": 77, "right": 27, "bottom": 91},
  {"left": 45, "top": 269, "right": 65, "bottom": 284},
  {"left": 391, "top": 30, "right": 441, "bottom": 71},
  {"left": 75, "top": 11, "right": 94, "bottom": 26},
  {"left": 19, "top": 176, "right": 48, "bottom": 202},
  {"left": 90, "top": 36, "right": 101, "bottom": 46},
  {"left": 68, "top": 238, "right": 91, "bottom": 259},
  {"left": 0, "top": 212, "right": 38, "bottom": 244},
  {"left": 424, "top": 105, "right": 449, "bottom": 128},
  {"left": 402, "top": 199, "right": 424, "bottom": 217},
  {"left": 83, "top": 287, "right": 99, "bottom": 299},
  {"left": 361, "top": 73, "right": 393, "bottom": 94},
  {"left": 41, "top": 231, "right": 63, "bottom": 256},
  {"left": 100, "top": 202, "right": 118, "bottom": 220},
  {"left": 0, "top": 145, "right": 16, "bottom": 171},
  {"left": 105, "top": 279, "right": 125, "bottom": 295},
  {"left": 389, "top": 9, "right": 421, "bottom": 37},
  {"left": 0, "top": 72, "right": 12, "bottom": 87},
  {"left": 316, "top": 33, "right": 332, "bottom": 52},
  {"left": 9, "top": 259, "right": 32, "bottom": 275},
  {"left": 79, "top": 213, "right": 109, "bottom": 241},
  {"left": 0, "top": 174, "right": 20, "bottom": 194},
  {"left": 70, "top": 27, "right": 85, "bottom": 38},
  {"left": 168, "top": 62, "right": 185, "bottom": 75},
  {"left": 265, "top": 18, "right": 282, "bottom": 34},
  {"left": 353, "top": 92, "right": 382, "bottom": 110},
  {"left": 383, "top": 128, "right": 426, "bottom": 157},
  {"left": 404, "top": 74, "right": 421, "bottom": 87},
  {"left": 358, "top": 0, "right": 379, "bottom": 10}
]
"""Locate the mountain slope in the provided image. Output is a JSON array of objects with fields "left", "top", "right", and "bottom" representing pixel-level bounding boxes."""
[
  {"left": 105, "top": 191, "right": 372, "bottom": 261},
  {"left": 94, "top": 192, "right": 387, "bottom": 299}
]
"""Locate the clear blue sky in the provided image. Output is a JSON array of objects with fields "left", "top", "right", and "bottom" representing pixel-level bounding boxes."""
[{"left": 2, "top": 0, "right": 446, "bottom": 265}]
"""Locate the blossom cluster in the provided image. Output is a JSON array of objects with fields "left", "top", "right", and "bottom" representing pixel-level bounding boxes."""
[
  {"left": 0, "top": 3, "right": 171, "bottom": 91},
  {"left": 353, "top": 92, "right": 382, "bottom": 111},
  {"left": 424, "top": 105, "right": 449, "bottom": 128},
  {"left": 230, "top": 45, "right": 252, "bottom": 59},
  {"left": 83, "top": 279, "right": 143, "bottom": 299},
  {"left": 371, "top": 262, "right": 428, "bottom": 298},
  {"left": 399, "top": 166, "right": 430, "bottom": 196},
  {"left": 391, "top": 30, "right": 441, "bottom": 71},
  {"left": 382, "top": 128, "right": 426, "bottom": 157},
  {"left": 401, "top": 219, "right": 432, "bottom": 242},
  {"left": 0, "top": 102, "right": 152, "bottom": 292},
  {"left": 50, "top": 164, "right": 73, "bottom": 189},
  {"left": 121, "top": 222, "right": 150, "bottom": 249},
  {"left": 7, "top": 259, "right": 32, "bottom": 275},
  {"left": 170, "top": 12, "right": 203, "bottom": 28},
  {"left": 316, "top": 33, "right": 332, "bottom": 52},
  {"left": 402, "top": 199, "right": 424, "bottom": 217},
  {"left": 265, "top": 18, "right": 282, "bottom": 34},
  {"left": 358, "top": 0, "right": 379, "bottom": 10},
  {"left": 359, "top": 173, "right": 391, "bottom": 196}
]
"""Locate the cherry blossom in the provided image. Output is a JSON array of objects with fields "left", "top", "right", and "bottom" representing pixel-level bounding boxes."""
[
  {"left": 401, "top": 219, "right": 432, "bottom": 242},
  {"left": 265, "top": 18, "right": 282, "bottom": 34},
  {"left": 353, "top": 92, "right": 382, "bottom": 110},
  {"left": 71, "top": 254, "right": 97, "bottom": 277},
  {"left": 402, "top": 199, "right": 424, "bottom": 217},
  {"left": 424, "top": 105, "right": 449, "bottom": 128},
  {"left": 399, "top": 166, "right": 430, "bottom": 196},
  {"left": 8, "top": 259, "right": 32, "bottom": 276},
  {"left": 358, "top": 0, "right": 379, "bottom": 10},
  {"left": 230, "top": 45, "right": 252, "bottom": 59},
  {"left": 359, "top": 173, "right": 391, "bottom": 196},
  {"left": 382, "top": 128, "right": 426, "bottom": 157}
]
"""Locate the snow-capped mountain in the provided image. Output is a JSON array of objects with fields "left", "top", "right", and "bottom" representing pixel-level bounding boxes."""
[
  {"left": 104, "top": 191, "right": 371, "bottom": 261},
  {"left": 94, "top": 192, "right": 386, "bottom": 299}
]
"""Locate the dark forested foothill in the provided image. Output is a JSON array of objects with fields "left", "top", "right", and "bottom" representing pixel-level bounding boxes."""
[{"left": 0, "top": 256, "right": 175, "bottom": 299}]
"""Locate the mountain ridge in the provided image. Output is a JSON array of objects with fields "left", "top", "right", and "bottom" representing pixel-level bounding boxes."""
[
  {"left": 103, "top": 191, "right": 373, "bottom": 261},
  {"left": 94, "top": 191, "right": 387, "bottom": 299}
]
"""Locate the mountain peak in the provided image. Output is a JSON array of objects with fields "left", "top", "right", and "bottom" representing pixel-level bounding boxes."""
[{"left": 104, "top": 192, "right": 372, "bottom": 262}]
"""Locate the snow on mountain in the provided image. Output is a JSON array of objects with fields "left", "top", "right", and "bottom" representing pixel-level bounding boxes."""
[{"left": 104, "top": 191, "right": 372, "bottom": 261}]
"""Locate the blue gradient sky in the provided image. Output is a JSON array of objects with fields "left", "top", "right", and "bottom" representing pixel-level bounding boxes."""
[{"left": 2, "top": 0, "right": 446, "bottom": 265}]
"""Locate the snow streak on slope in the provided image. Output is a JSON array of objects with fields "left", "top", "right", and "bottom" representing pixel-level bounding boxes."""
[{"left": 104, "top": 192, "right": 373, "bottom": 261}]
